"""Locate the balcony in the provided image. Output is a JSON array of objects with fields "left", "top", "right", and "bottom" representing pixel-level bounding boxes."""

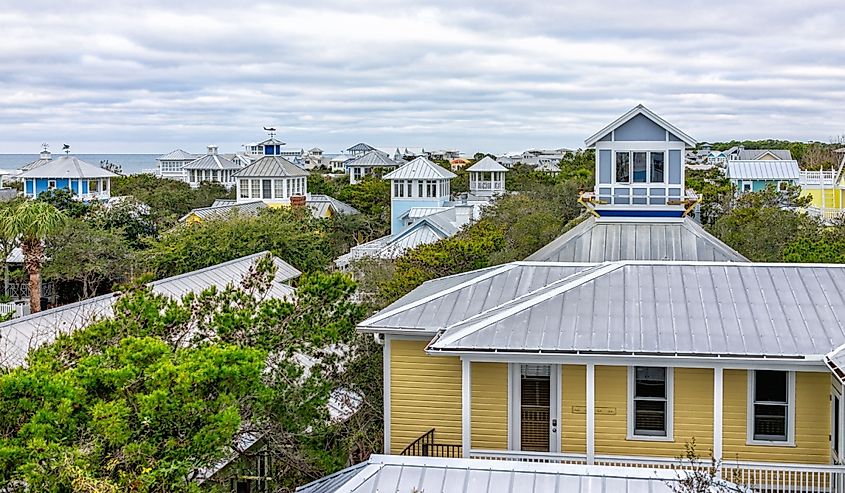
[
  {"left": 471, "top": 181, "right": 505, "bottom": 191},
  {"left": 800, "top": 170, "right": 838, "bottom": 186}
]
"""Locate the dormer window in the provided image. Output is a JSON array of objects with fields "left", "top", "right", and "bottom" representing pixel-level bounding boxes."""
[{"left": 615, "top": 151, "right": 667, "bottom": 184}]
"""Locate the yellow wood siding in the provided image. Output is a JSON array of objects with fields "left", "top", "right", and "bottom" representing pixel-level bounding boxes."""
[
  {"left": 801, "top": 187, "right": 845, "bottom": 209},
  {"left": 389, "top": 339, "right": 461, "bottom": 454},
  {"left": 471, "top": 362, "right": 508, "bottom": 450},
  {"left": 562, "top": 365, "right": 586, "bottom": 453},
  {"left": 723, "top": 370, "right": 829, "bottom": 464}
]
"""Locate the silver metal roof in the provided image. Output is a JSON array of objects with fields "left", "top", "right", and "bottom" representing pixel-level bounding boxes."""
[
  {"left": 157, "top": 149, "right": 199, "bottom": 161},
  {"left": 18, "top": 156, "right": 118, "bottom": 179},
  {"left": 727, "top": 160, "right": 800, "bottom": 180},
  {"left": 430, "top": 261, "right": 845, "bottom": 360},
  {"left": 234, "top": 156, "right": 308, "bottom": 178},
  {"left": 345, "top": 150, "right": 398, "bottom": 168},
  {"left": 382, "top": 157, "right": 456, "bottom": 180},
  {"left": 526, "top": 217, "right": 748, "bottom": 263},
  {"left": 296, "top": 454, "right": 739, "bottom": 493},
  {"left": 359, "top": 262, "right": 593, "bottom": 334},
  {"left": 182, "top": 154, "right": 241, "bottom": 170},
  {"left": 346, "top": 142, "right": 376, "bottom": 152},
  {"left": 466, "top": 156, "right": 509, "bottom": 172},
  {"left": 0, "top": 252, "right": 300, "bottom": 367},
  {"left": 308, "top": 194, "right": 360, "bottom": 215},
  {"left": 179, "top": 200, "right": 267, "bottom": 222}
]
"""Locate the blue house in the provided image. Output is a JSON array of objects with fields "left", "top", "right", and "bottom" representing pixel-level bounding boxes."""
[
  {"left": 583, "top": 104, "right": 697, "bottom": 217},
  {"left": 382, "top": 157, "right": 456, "bottom": 235},
  {"left": 19, "top": 156, "right": 118, "bottom": 201},
  {"left": 727, "top": 159, "right": 801, "bottom": 194}
]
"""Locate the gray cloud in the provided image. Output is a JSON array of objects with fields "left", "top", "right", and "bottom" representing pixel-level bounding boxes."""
[{"left": 0, "top": 0, "right": 843, "bottom": 153}]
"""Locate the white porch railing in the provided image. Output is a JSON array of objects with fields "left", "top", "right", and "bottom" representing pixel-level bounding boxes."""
[
  {"left": 471, "top": 181, "right": 505, "bottom": 191},
  {"left": 471, "top": 450, "right": 845, "bottom": 492},
  {"left": 0, "top": 301, "right": 29, "bottom": 319},
  {"left": 800, "top": 170, "right": 838, "bottom": 186}
]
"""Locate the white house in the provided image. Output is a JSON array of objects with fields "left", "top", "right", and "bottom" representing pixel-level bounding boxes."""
[
  {"left": 466, "top": 156, "right": 508, "bottom": 198},
  {"left": 234, "top": 155, "right": 309, "bottom": 206},
  {"left": 346, "top": 150, "right": 400, "bottom": 185},
  {"left": 183, "top": 145, "right": 242, "bottom": 189},
  {"left": 156, "top": 149, "right": 200, "bottom": 181}
]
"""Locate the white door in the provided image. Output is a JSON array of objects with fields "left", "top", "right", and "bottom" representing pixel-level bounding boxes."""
[{"left": 510, "top": 364, "right": 561, "bottom": 453}]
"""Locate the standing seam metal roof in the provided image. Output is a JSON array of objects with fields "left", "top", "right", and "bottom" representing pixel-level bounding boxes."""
[
  {"left": 430, "top": 261, "right": 845, "bottom": 360},
  {"left": 525, "top": 217, "right": 748, "bottom": 263},
  {"left": 466, "top": 156, "right": 509, "bottom": 172},
  {"left": 726, "top": 160, "right": 801, "bottom": 180},
  {"left": 234, "top": 156, "right": 308, "bottom": 178},
  {"left": 0, "top": 252, "right": 300, "bottom": 368},
  {"left": 182, "top": 154, "right": 241, "bottom": 170},
  {"left": 345, "top": 150, "right": 399, "bottom": 168},
  {"left": 382, "top": 157, "right": 457, "bottom": 180},
  {"left": 295, "top": 454, "right": 741, "bottom": 493},
  {"left": 18, "top": 156, "right": 118, "bottom": 179}
]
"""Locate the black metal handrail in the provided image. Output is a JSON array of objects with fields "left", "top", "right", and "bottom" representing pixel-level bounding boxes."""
[{"left": 400, "top": 429, "right": 462, "bottom": 458}]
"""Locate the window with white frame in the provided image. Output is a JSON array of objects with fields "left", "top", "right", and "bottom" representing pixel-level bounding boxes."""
[
  {"left": 89, "top": 180, "right": 99, "bottom": 193},
  {"left": 749, "top": 370, "right": 793, "bottom": 443},
  {"left": 616, "top": 152, "right": 630, "bottom": 183},
  {"left": 240, "top": 180, "right": 249, "bottom": 199},
  {"left": 778, "top": 181, "right": 788, "bottom": 191},
  {"left": 251, "top": 180, "right": 260, "bottom": 198},
  {"left": 742, "top": 182, "right": 752, "bottom": 193},
  {"left": 629, "top": 367, "right": 672, "bottom": 439},
  {"left": 48, "top": 180, "right": 57, "bottom": 190},
  {"left": 274, "top": 179, "right": 284, "bottom": 198}
]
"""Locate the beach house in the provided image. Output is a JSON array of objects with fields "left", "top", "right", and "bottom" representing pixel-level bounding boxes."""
[
  {"left": 799, "top": 148, "right": 845, "bottom": 221},
  {"left": 183, "top": 145, "right": 241, "bottom": 189},
  {"left": 156, "top": 149, "right": 199, "bottom": 181},
  {"left": 358, "top": 106, "right": 845, "bottom": 491},
  {"left": 19, "top": 155, "right": 117, "bottom": 201}
]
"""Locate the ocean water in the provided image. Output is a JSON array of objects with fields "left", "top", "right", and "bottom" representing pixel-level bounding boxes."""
[{"left": 0, "top": 154, "right": 159, "bottom": 175}]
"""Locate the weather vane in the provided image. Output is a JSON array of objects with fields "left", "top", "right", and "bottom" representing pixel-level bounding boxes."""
[
  {"left": 62, "top": 143, "right": 70, "bottom": 155},
  {"left": 41, "top": 142, "right": 49, "bottom": 152},
  {"left": 263, "top": 126, "right": 277, "bottom": 139}
]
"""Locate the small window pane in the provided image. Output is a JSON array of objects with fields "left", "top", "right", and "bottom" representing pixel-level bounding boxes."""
[
  {"left": 635, "top": 367, "right": 666, "bottom": 398},
  {"left": 755, "top": 371, "right": 787, "bottom": 402},
  {"left": 754, "top": 404, "right": 787, "bottom": 439},
  {"left": 616, "top": 152, "right": 630, "bottom": 182},
  {"left": 635, "top": 400, "right": 666, "bottom": 435},
  {"left": 632, "top": 152, "right": 647, "bottom": 183},
  {"left": 650, "top": 152, "right": 665, "bottom": 182}
]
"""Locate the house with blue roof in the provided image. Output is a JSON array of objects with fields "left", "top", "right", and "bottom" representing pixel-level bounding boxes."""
[{"left": 19, "top": 155, "right": 118, "bottom": 201}]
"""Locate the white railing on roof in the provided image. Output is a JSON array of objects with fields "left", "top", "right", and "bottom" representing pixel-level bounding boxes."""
[
  {"left": 471, "top": 450, "right": 845, "bottom": 492},
  {"left": 471, "top": 181, "right": 505, "bottom": 191},
  {"left": 805, "top": 207, "right": 845, "bottom": 222},
  {"left": 800, "top": 170, "right": 838, "bottom": 186},
  {"left": 0, "top": 301, "right": 29, "bottom": 319}
]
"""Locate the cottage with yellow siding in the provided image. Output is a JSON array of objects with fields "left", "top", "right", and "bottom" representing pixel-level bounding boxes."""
[
  {"left": 800, "top": 148, "right": 845, "bottom": 220},
  {"left": 359, "top": 108, "right": 845, "bottom": 491}
]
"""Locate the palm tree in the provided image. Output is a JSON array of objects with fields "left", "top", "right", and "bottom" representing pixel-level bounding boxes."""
[{"left": 2, "top": 201, "right": 66, "bottom": 313}]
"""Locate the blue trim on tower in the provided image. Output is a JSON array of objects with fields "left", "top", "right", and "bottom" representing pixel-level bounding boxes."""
[{"left": 595, "top": 209, "right": 685, "bottom": 218}]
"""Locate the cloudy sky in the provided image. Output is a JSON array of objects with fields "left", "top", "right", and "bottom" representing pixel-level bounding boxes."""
[{"left": 0, "top": 0, "right": 843, "bottom": 154}]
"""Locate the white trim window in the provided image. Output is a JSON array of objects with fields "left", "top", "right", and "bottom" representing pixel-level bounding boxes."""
[
  {"left": 628, "top": 366, "right": 673, "bottom": 440},
  {"left": 742, "top": 181, "right": 752, "bottom": 193},
  {"left": 240, "top": 179, "right": 249, "bottom": 199},
  {"left": 748, "top": 370, "right": 795, "bottom": 445},
  {"left": 250, "top": 179, "right": 260, "bottom": 199}
]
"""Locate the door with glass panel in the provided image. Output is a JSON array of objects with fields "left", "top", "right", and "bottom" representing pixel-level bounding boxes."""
[{"left": 514, "top": 364, "right": 560, "bottom": 452}]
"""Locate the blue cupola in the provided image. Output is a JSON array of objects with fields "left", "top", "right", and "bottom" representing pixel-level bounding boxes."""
[{"left": 383, "top": 157, "right": 456, "bottom": 235}]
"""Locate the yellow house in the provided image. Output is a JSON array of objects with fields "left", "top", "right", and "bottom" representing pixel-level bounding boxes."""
[
  {"left": 800, "top": 148, "right": 845, "bottom": 218},
  {"left": 361, "top": 261, "right": 845, "bottom": 489},
  {"left": 358, "top": 109, "right": 845, "bottom": 491}
]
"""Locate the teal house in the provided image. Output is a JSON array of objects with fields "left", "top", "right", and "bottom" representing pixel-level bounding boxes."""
[
  {"left": 19, "top": 156, "right": 117, "bottom": 201},
  {"left": 726, "top": 160, "right": 800, "bottom": 194},
  {"left": 382, "top": 157, "right": 456, "bottom": 235}
]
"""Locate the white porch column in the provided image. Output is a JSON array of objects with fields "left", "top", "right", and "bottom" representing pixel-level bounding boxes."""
[
  {"left": 713, "top": 367, "right": 724, "bottom": 473},
  {"left": 586, "top": 363, "right": 595, "bottom": 465},
  {"left": 462, "top": 358, "right": 471, "bottom": 458}
]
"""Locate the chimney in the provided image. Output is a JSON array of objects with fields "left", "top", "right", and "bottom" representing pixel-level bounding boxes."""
[
  {"left": 207, "top": 145, "right": 218, "bottom": 155},
  {"left": 290, "top": 195, "right": 306, "bottom": 207}
]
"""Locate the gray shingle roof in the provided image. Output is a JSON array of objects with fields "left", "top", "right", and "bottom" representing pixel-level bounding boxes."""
[
  {"left": 727, "top": 160, "right": 801, "bottom": 180},
  {"left": 383, "top": 157, "right": 456, "bottom": 180},
  {"left": 430, "top": 261, "right": 845, "bottom": 360},
  {"left": 0, "top": 252, "right": 300, "bottom": 368},
  {"left": 234, "top": 156, "right": 308, "bottom": 178},
  {"left": 358, "top": 262, "right": 594, "bottom": 334},
  {"left": 183, "top": 154, "right": 241, "bottom": 170},
  {"left": 526, "top": 217, "right": 748, "bottom": 263},
  {"left": 18, "top": 156, "right": 118, "bottom": 179},
  {"left": 466, "top": 156, "right": 509, "bottom": 172},
  {"left": 157, "top": 149, "right": 199, "bottom": 161},
  {"left": 295, "top": 455, "right": 740, "bottom": 493}
]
